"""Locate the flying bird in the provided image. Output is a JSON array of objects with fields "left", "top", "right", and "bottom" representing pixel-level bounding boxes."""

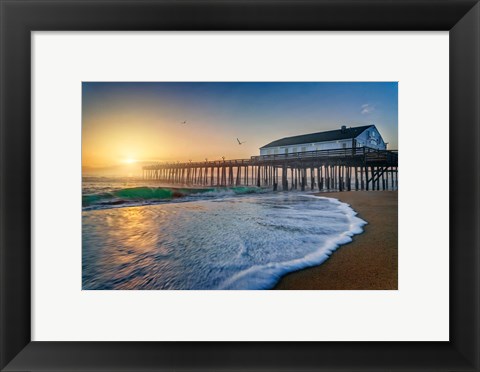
[
  {"left": 237, "top": 138, "right": 246, "bottom": 145},
  {"left": 180, "top": 120, "right": 187, "bottom": 124}
]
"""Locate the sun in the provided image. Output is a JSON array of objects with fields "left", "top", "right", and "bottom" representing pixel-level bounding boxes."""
[{"left": 124, "top": 158, "right": 136, "bottom": 164}]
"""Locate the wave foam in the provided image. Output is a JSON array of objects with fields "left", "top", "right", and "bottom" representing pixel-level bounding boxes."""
[{"left": 218, "top": 196, "right": 366, "bottom": 289}]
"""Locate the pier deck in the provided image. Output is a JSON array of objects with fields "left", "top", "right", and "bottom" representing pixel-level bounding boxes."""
[{"left": 143, "top": 147, "right": 398, "bottom": 191}]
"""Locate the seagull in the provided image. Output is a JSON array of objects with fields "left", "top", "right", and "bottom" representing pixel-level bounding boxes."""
[
  {"left": 237, "top": 138, "right": 246, "bottom": 145},
  {"left": 180, "top": 120, "right": 187, "bottom": 124}
]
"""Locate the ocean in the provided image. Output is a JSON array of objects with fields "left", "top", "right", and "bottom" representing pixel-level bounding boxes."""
[{"left": 82, "top": 177, "right": 367, "bottom": 290}]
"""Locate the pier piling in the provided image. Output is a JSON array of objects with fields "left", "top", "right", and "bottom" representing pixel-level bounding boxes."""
[{"left": 143, "top": 148, "right": 398, "bottom": 193}]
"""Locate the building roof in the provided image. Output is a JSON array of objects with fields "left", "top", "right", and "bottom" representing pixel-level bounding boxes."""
[{"left": 260, "top": 125, "right": 374, "bottom": 149}]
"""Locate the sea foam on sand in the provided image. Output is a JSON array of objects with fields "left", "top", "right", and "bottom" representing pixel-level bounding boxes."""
[{"left": 82, "top": 193, "right": 367, "bottom": 290}]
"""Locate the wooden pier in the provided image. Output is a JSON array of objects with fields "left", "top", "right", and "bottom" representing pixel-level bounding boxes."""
[{"left": 142, "top": 147, "right": 398, "bottom": 191}]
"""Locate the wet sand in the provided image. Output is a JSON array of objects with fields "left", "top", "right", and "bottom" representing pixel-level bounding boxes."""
[{"left": 274, "top": 191, "right": 398, "bottom": 290}]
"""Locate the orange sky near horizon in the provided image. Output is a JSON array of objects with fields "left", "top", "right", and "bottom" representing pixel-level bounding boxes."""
[{"left": 82, "top": 111, "right": 265, "bottom": 168}]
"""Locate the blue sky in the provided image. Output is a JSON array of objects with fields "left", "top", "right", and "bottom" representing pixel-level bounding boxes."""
[{"left": 82, "top": 82, "right": 398, "bottom": 168}]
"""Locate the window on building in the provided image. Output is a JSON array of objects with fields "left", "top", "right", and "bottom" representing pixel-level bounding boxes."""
[
  {"left": 301, "top": 146, "right": 306, "bottom": 152},
  {"left": 274, "top": 149, "right": 278, "bottom": 155},
  {"left": 284, "top": 148, "right": 288, "bottom": 154},
  {"left": 342, "top": 143, "right": 347, "bottom": 149},
  {"left": 293, "top": 147, "right": 297, "bottom": 153}
]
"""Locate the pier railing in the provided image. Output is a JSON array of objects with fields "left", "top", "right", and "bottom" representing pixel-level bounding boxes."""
[
  {"left": 251, "top": 147, "right": 397, "bottom": 164},
  {"left": 144, "top": 147, "right": 397, "bottom": 169}
]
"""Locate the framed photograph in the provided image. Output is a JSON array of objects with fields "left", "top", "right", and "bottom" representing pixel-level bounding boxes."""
[
  {"left": 1, "top": 0, "right": 479, "bottom": 371},
  {"left": 80, "top": 81, "right": 398, "bottom": 292}
]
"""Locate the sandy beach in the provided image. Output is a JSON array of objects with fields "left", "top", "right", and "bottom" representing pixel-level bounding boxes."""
[{"left": 274, "top": 191, "right": 398, "bottom": 290}]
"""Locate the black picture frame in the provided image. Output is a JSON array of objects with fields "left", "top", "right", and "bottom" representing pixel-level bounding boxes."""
[{"left": 1, "top": 0, "right": 479, "bottom": 371}]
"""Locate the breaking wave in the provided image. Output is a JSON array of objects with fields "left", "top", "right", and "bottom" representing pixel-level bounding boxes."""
[{"left": 82, "top": 186, "right": 267, "bottom": 210}]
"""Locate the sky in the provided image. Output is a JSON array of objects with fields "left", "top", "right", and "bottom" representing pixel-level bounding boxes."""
[{"left": 82, "top": 82, "right": 398, "bottom": 176}]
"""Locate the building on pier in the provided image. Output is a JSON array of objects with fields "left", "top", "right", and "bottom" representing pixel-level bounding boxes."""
[
  {"left": 143, "top": 123, "right": 397, "bottom": 192},
  {"left": 259, "top": 125, "right": 387, "bottom": 156}
]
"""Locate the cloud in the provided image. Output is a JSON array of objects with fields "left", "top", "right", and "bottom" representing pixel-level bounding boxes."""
[{"left": 361, "top": 103, "right": 375, "bottom": 114}]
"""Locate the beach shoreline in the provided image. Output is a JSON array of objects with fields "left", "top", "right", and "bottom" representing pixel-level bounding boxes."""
[{"left": 274, "top": 191, "right": 398, "bottom": 290}]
